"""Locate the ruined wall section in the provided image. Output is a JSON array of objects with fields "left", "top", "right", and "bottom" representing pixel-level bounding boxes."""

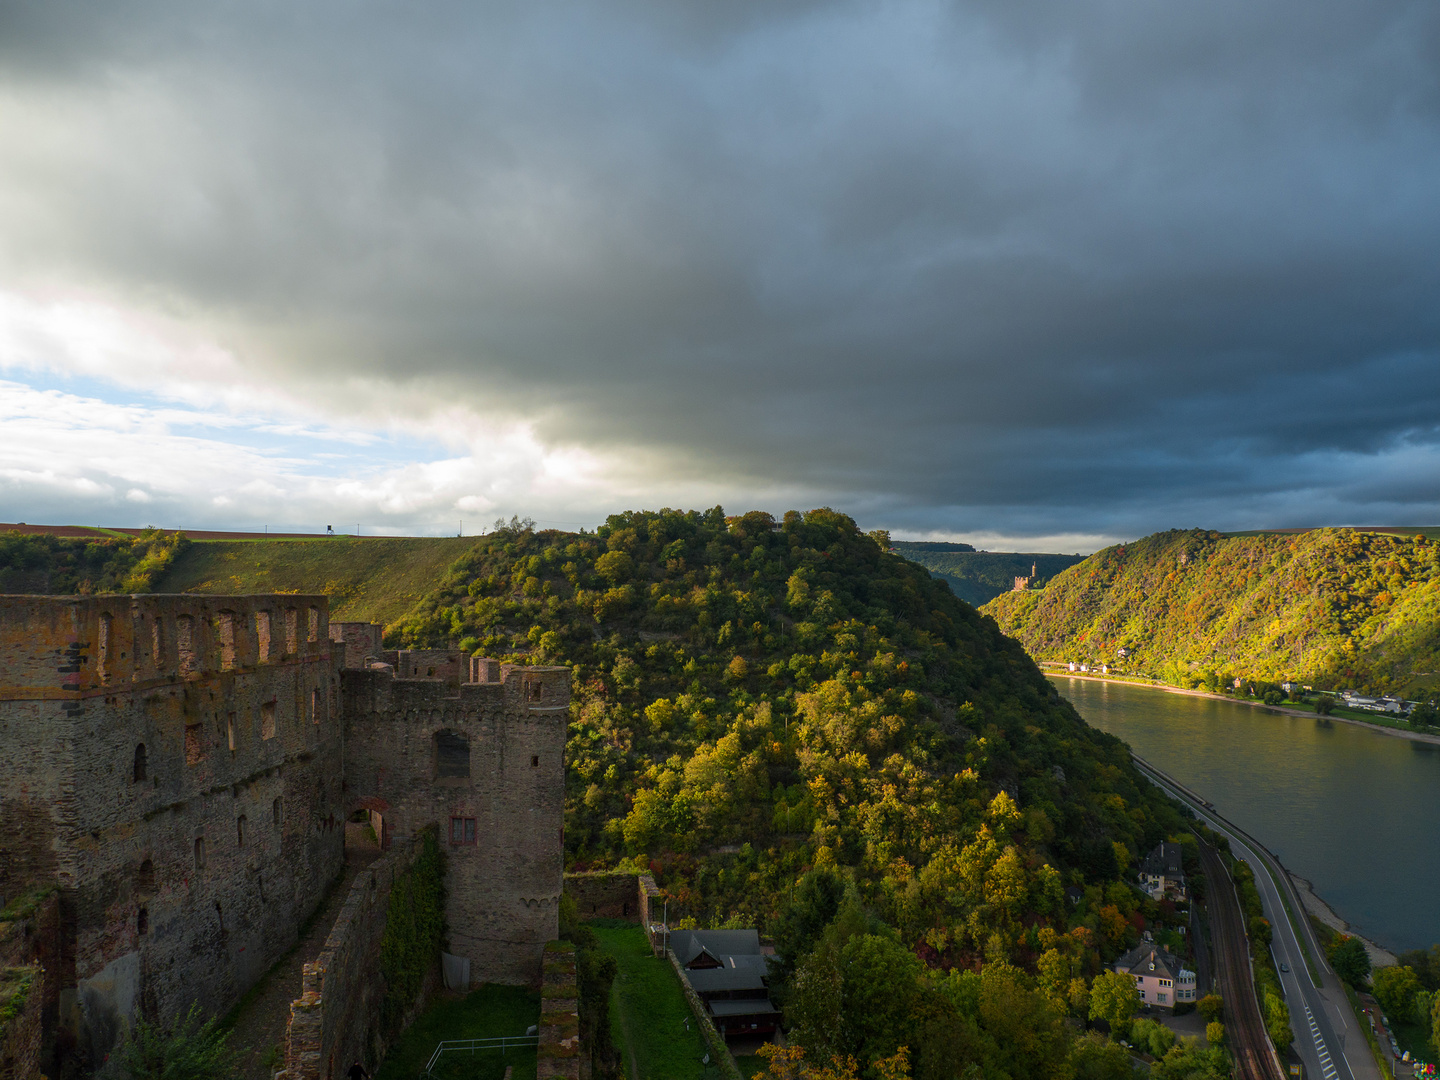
[
  {"left": 278, "top": 838, "right": 430, "bottom": 1080},
  {"left": 0, "top": 595, "right": 345, "bottom": 1062},
  {"left": 327, "top": 623, "right": 383, "bottom": 671},
  {"left": 341, "top": 663, "right": 568, "bottom": 985}
]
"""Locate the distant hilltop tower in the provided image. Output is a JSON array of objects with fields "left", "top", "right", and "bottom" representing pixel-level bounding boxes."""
[{"left": 1013, "top": 563, "right": 1037, "bottom": 592}]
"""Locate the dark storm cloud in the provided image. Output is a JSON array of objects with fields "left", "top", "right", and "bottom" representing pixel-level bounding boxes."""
[{"left": 2, "top": 0, "right": 1438, "bottom": 539}]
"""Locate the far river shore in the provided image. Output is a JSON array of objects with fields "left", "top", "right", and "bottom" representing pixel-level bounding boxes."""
[{"left": 1042, "top": 665, "right": 1440, "bottom": 749}]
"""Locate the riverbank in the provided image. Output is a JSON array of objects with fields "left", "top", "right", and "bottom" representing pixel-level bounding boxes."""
[
  {"left": 1043, "top": 666, "right": 1440, "bottom": 748},
  {"left": 1290, "top": 874, "right": 1397, "bottom": 969}
]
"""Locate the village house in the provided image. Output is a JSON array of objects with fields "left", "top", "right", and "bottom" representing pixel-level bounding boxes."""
[
  {"left": 1139, "top": 841, "right": 1187, "bottom": 902},
  {"left": 671, "top": 929, "right": 781, "bottom": 1043},
  {"left": 1114, "top": 944, "right": 1197, "bottom": 1008}
]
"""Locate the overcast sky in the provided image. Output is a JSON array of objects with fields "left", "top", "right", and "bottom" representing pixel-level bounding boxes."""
[{"left": 1, "top": 0, "right": 1437, "bottom": 550}]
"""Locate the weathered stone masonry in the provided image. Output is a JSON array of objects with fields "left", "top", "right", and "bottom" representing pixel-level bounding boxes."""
[
  {"left": 0, "top": 594, "right": 344, "bottom": 1072},
  {"left": 0, "top": 600, "right": 570, "bottom": 1077},
  {"left": 340, "top": 656, "right": 569, "bottom": 985}
]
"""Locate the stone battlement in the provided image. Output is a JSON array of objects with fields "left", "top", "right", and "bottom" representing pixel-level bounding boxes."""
[{"left": 0, "top": 593, "right": 331, "bottom": 699}]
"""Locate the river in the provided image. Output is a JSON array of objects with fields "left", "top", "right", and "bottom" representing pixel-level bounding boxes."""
[{"left": 1051, "top": 674, "right": 1440, "bottom": 955}]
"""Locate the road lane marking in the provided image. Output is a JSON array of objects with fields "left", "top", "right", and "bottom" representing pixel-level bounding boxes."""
[{"left": 1303, "top": 999, "right": 1340, "bottom": 1079}]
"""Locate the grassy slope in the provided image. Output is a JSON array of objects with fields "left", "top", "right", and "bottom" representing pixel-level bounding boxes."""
[
  {"left": 891, "top": 545, "right": 1087, "bottom": 607},
  {"left": 983, "top": 528, "right": 1440, "bottom": 698},
  {"left": 375, "top": 984, "right": 539, "bottom": 1080},
  {"left": 592, "top": 924, "right": 714, "bottom": 1080},
  {"left": 152, "top": 536, "right": 479, "bottom": 627}
]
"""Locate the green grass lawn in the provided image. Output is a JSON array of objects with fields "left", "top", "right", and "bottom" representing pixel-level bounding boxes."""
[
  {"left": 375, "top": 984, "right": 540, "bottom": 1080},
  {"left": 591, "top": 923, "right": 720, "bottom": 1080},
  {"left": 153, "top": 535, "right": 480, "bottom": 627}
]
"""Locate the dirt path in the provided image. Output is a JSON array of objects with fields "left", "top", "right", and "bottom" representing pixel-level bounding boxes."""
[{"left": 228, "top": 848, "right": 381, "bottom": 1080}]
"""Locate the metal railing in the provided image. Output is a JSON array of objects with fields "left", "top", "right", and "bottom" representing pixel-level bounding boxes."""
[{"left": 423, "top": 1034, "right": 539, "bottom": 1075}]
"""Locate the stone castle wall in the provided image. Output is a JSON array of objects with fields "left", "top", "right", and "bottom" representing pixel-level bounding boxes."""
[
  {"left": 327, "top": 622, "right": 383, "bottom": 671},
  {"left": 279, "top": 838, "right": 434, "bottom": 1080},
  {"left": 0, "top": 595, "right": 345, "bottom": 1069},
  {"left": 341, "top": 662, "right": 569, "bottom": 985},
  {"left": 0, "top": 594, "right": 572, "bottom": 1074},
  {"left": 562, "top": 871, "right": 661, "bottom": 925}
]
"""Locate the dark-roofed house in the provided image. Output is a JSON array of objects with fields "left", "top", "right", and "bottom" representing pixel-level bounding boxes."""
[
  {"left": 1114, "top": 944, "right": 1197, "bottom": 1008},
  {"left": 1139, "top": 841, "right": 1186, "bottom": 901},
  {"left": 670, "top": 929, "right": 781, "bottom": 1042}
]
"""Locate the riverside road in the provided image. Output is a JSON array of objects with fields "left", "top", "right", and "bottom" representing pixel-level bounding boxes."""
[{"left": 1132, "top": 755, "right": 1381, "bottom": 1080}]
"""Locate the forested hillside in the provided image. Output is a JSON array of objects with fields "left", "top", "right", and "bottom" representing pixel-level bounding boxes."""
[
  {"left": 892, "top": 544, "right": 1086, "bottom": 607},
  {"left": 983, "top": 528, "right": 1440, "bottom": 698},
  {"left": 0, "top": 529, "right": 189, "bottom": 594},
  {"left": 385, "top": 509, "right": 1205, "bottom": 1079}
]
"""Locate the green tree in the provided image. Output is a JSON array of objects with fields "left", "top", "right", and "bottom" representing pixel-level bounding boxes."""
[
  {"left": 1197, "top": 994, "right": 1224, "bottom": 1023},
  {"left": 1263, "top": 990, "right": 1293, "bottom": 1050},
  {"left": 1331, "top": 936, "right": 1371, "bottom": 987},
  {"left": 1314, "top": 695, "right": 1336, "bottom": 716},
  {"left": 1088, "top": 969, "right": 1139, "bottom": 1039},
  {"left": 1206, "top": 1021, "right": 1225, "bottom": 1046},
  {"left": 1130, "top": 1017, "right": 1176, "bottom": 1057},
  {"left": 1068, "top": 1032, "right": 1134, "bottom": 1080},
  {"left": 112, "top": 1003, "right": 241, "bottom": 1080},
  {"left": 594, "top": 550, "right": 634, "bottom": 584},
  {"left": 1372, "top": 965, "right": 1422, "bottom": 1020}
]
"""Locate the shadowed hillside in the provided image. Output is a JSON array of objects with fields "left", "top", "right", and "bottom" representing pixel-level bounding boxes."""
[
  {"left": 983, "top": 528, "right": 1440, "bottom": 698},
  {"left": 891, "top": 543, "right": 1086, "bottom": 607}
]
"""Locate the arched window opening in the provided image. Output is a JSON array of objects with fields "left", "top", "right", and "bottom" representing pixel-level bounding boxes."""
[
  {"left": 136, "top": 858, "right": 156, "bottom": 895},
  {"left": 434, "top": 730, "right": 470, "bottom": 779},
  {"left": 133, "top": 743, "right": 147, "bottom": 783}
]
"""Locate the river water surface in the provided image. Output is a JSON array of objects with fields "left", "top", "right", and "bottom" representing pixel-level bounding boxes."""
[{"left": 1052, "top": 675, "right": 1440, "bottom": 954}]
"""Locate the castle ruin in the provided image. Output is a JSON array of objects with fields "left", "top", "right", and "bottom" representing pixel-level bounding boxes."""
[{"left": 0, "top": 594, "right": 568, "bottom": 1077}]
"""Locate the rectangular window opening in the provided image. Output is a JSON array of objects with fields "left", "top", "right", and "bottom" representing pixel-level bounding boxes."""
[
  {"left": 312, "top": 688, "right": 321, "bottom": 724},
  {"left": 184, "top": 723, "right": 205, "bottom": 765},
  {"left": 194, "top": 836, "right": 206, "bottom": 869},
  {"left": 307, "top": 606, "right": 319, "bottom": 643},
  {"left": 284, "top": 609, "right": 298, "bottom": 655},
  {"left": 218, "top": 611, "right": 237, "bottom": 670},
  {"left": 177, "top": 615, "right": 197, "bottom": 676},
  {"left": 449, "top": 816, "right": 477, "bottom": 845},
  {"left": 152, "top": 617, "right": 166, "bottom": 667},
  {"left": 227, "top": 713, "right": 237, "bottom": 752},
  {"left": 261, "top": 701, "right": 277, "bottom": 740},
  {"left": 255, "top": 610, "right": 272, "bottom": 661}
]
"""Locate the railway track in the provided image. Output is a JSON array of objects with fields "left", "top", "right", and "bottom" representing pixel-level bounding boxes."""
[{"left": 1197, "top": 837, "right": 1286, "bottom": 1080}]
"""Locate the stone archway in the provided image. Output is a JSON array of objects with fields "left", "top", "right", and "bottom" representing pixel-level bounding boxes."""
[{"left": 345, "top": 795, "right": 391, "bottom": 852}]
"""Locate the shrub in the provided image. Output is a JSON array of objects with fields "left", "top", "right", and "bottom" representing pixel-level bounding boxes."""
[{"left": 1206, "top": 1021, "right": 1225, "bottom": 1046}]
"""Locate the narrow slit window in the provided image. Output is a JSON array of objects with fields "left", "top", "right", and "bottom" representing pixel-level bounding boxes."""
[
  {"left": 261, "top": 701, "right": 276, "bottom": 740},
  {"left": 152, "top": 617, "right": 166, "bottom": 667},
  {"left": 531, "top": 755, "right": 539, "bottom": 768},
  {"left": 98, "top": 613, "right": 113, "bottom": 681},
  {"left": 307, "top": 607, "right": 319, "bottom": 643},
  {"left": 137, "top": 907, "right": 148, "bottom": 936},
  {"left": 194, "top": 836, "right": 206, "bottom": 869},
  {"left": 133, "top": 743, "right": 147, "bottom": 783},
  {"left": 311, "top": 688, "right": 321, "bottom": 724},
  {"left": 236, "top": 815, "right": 246, "bottom": 847},
  {"left": 285, "top": 609, "right": 298, "bottom": 655},
  {"left": 227, "top": 713, "right": 236, "bottom": 752},
  {"left": 273, "top": 796, "right": 283, "bottom": 830}
]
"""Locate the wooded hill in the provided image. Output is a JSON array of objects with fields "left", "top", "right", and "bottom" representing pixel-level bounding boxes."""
[
  {"left": 4, "top": 513, "right": 1210, "bottom": 1078},
  {"left": 891, "top": 544, "right": 1086, "bottom": 607},
  {"left": 982, "top": 527, "right": 1440, "bottom": 699}
]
